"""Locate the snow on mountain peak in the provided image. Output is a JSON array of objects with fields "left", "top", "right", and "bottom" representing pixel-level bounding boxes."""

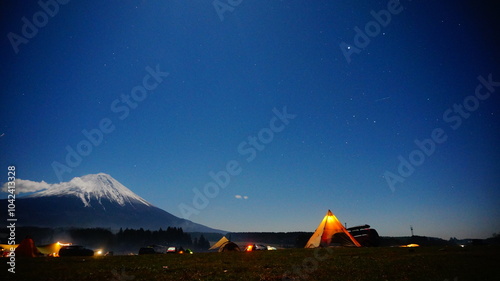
[{"left": 28, "top": 173, "right": 151, "bottom": 208}]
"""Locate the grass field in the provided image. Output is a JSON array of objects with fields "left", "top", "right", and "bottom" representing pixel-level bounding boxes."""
[{"left": 1, "top": 245, "right": 499, "bottom": 281}]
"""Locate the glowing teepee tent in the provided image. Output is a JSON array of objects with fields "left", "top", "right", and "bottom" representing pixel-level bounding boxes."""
[{"left": 305, "top": 210, "right": 361, "bottom": 248}]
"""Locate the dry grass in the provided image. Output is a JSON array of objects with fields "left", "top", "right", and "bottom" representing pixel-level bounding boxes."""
[{"left": 1, "top": 245, "right": 499, "bottom": 281}]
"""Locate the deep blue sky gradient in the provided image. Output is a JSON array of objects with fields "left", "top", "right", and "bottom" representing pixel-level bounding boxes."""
[{"left": 1, "top": 0, "right": 499, "bottom": 239}]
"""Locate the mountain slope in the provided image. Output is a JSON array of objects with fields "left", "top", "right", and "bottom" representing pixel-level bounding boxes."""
[
  {"left": 28, "top": 173, "right": 151, "bottom": 208},
  {"left": 0, "top": 173, "right": 225, "bottom": 233}
]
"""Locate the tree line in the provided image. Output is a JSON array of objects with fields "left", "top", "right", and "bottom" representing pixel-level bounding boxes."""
[{"left": 2, "top": 226, "right": 212, "bottom": 253}]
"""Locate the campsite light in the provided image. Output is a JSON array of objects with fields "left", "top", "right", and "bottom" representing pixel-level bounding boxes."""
[
  {"left": 96, "top": 249, "right": 103, "bottom": 255},
  {"left": 245, "top": 245, "right": 253, "bottom": 252},
  {"left": 400, "top": 244, "right": 420, "bottom": 248}
]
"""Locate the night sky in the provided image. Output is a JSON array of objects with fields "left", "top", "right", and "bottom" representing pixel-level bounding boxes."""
[{"left": 1, "top": 0, "right": 499, "bottom": 239}]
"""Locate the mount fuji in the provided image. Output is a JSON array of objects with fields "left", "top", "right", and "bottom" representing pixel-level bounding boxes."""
[{"left": 0, "top": 173, "right": 225, "bottom": 233}]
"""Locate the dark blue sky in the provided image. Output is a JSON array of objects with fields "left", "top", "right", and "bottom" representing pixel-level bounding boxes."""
[{"left": 1, "top": 0, "right": 499, "bottom": 239}]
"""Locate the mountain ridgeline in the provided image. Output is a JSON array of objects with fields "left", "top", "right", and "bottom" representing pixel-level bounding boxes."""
[{"left": 0, "top": 173, "right": 225, "bottom": 233}]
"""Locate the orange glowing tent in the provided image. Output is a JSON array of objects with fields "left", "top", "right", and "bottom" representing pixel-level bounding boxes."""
[
  {"left": 0, "top": 244, "right": 18, "bottom": 250},
  {"left": 305, "top": 210, "right": 361, "bottom": 248},
  {"left": 37, "top": 242, "right": 71, "bottom": 256}
]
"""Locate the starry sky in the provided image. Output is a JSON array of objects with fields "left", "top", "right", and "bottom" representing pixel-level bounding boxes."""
[{"left": 1, "top": 1, "right": 499, "bottom": 239}]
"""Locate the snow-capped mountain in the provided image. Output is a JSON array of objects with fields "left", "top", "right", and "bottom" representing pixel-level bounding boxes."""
[
  {"left": 28, "top": 173, "right": 151, "bottom": 208},
  {"left": 0, "top": 174, "right": 225, "bottom": 233}
]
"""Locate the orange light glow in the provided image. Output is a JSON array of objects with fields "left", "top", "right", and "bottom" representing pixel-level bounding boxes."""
[
  {"left": 400, "top": 243, "right": 420, "bottom": 248},
  {"left": 245, "top": 245, "right": 253, "bottom": 252}
]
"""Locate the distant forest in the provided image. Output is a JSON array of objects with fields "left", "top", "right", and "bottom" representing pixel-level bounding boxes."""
[
  {"left": 227, "top": 232, "right": 313, "bottom": 248},
  {"left": 2, "top": 227, "right": 498, "bottom": 254},
  {"left": 2, "top": 227, "right": 212, "bottom": 254}
]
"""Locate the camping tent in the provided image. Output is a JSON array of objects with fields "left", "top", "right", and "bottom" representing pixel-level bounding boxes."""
[
  {"left": 37, "top": 242, "right": 69, "bottom": 256},
  {"left": 0, "top": 244, "right": 18, "bottom": 257},
  {"left": 209, "top": 236, "right": 229, "bottom": 250},
  {"left": 0, "top": 244, "right": 18, "bottom": 250},
  {"left": 15, "top": 237, "right": 41, "bottom": 257},
  {"left": 305, "top": 210, "right": 361, "bottom": 248},
  {"left": 219, "top": 242, "right": 240, "bottom": 252},
  {"left": 209, "top": 236, "right": 241, "bottom": 252}
]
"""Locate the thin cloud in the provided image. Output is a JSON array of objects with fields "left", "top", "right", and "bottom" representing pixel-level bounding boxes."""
[
  {"left": 1, "top": 179, "right": 53, "bottom": 194},
  {"left": 375, "top": 96, "right": 391, "bottom": 102},
  {"left": 235, "top": 195, "right": 249, "bottom": 200}
]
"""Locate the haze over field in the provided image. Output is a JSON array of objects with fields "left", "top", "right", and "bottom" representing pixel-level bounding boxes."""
[{"left": 1, "top": 1, "right": 499, "bottom": 239}]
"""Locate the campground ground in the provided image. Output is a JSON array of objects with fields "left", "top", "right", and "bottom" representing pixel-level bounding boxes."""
[{"left": 1, "top": 245, "right": 499, "bottom": 281}]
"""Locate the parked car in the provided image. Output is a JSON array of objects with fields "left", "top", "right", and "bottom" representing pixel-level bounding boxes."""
[
  {"left": 245, "top": 244, "right": 268, "bottom": 251},
  {"left": 347, "top": 224, "right": 380, "bottom": 246},
  {"left": 253, "top": 244, "right": 268, "bottom": 250},
  {"left": 59, "top": 245, "right": 94, "bottom": 257},
  {"left": 166, "top": 246, "right": 185, "bottom": 254},
  {"left": 138, "top": 247, "right": 159, "bottom": 255}
]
